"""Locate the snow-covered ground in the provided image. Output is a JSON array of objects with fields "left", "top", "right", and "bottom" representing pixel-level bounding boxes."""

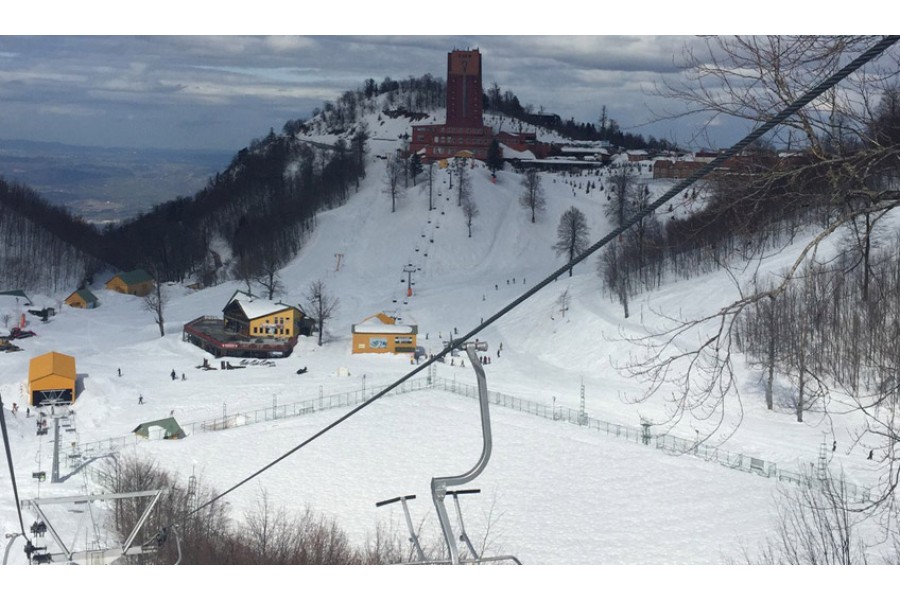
[{"left": 1, "top": 110, "right": 893, "bottom": 572}]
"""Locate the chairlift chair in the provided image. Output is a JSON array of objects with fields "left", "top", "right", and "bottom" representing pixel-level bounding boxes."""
[{"left": 377, "top": 341, "right": 521, "bottom": 565}]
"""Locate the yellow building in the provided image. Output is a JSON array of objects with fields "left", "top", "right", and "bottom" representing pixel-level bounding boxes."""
[
  {"left": 222, "top": 290, "right": 302, "bottom": 339},
  {"left": 65, "top": 288, "right": 98, "bottom": 309},
  {"left": 352, "top": 312, "right": 418, "bottom": 354},
  {"left": 28, "top": 351, "right": 77, "bottom": 407},
  {"left": 105, "top": 269, "right": 155, "bottom": 297}
]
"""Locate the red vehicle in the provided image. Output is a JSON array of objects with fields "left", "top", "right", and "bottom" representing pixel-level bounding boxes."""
[{"left": 9, "top": 327, "right": 36, "bottom": 339}]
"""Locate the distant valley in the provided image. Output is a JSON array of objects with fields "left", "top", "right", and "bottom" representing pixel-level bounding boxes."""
[{"left": 0, "top": 139, "right": 232, "bottom": 223}]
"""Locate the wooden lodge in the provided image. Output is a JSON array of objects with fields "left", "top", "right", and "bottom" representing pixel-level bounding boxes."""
[
  {"left": 105, "top": 269, "right": 154, "bottom": 297},
  {"left": 182, "top": 290, "right": 313, "bottom": 359},
  {"left": 65, "top": 288, "right": 98, "bottom": 309}
]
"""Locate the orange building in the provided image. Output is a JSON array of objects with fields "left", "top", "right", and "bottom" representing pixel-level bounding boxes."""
[
  {"left": 28, "top": 351, "right": 77, "bottom": 406},
  {"left": 65, "top": 288, "right": 98, "bottom": 309},
  {"left": 351, "top": 313, "right": 418, "bottom": 354},
  {"left": 105, "top": 269, "right": 154, "bottom": 296}
]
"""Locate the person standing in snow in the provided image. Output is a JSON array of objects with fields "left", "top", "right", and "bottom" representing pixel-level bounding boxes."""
[
  {"left": 170, "top": 369, "right": 176, "bottom": 381},
  {"left": 139, "top": 395, "right": 144, "bottom": 405}
]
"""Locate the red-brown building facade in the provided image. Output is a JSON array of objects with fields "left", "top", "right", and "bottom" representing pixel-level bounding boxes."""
[
  {"left": 409, "top": 49, "right": 546, "bottom": 162},
  {"left": 446, "top": 50, "right": 483, "bottom": 128}
]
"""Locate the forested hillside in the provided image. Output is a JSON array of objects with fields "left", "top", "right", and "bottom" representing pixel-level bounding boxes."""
[
  {"left": 0, "top": 178, "right": 104, "bottom": 292},
  {"left": 0, "top": 72, "right": 684, "bottom": 296}
]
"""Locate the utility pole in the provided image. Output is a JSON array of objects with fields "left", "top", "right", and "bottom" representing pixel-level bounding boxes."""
[{"left": 579, "top": 378, "right": 588, "bottom": 426}]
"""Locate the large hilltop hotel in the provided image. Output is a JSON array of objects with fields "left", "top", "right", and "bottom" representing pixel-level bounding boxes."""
[{"left": 408, "top": 49, "right": 550, "bottom": 162}]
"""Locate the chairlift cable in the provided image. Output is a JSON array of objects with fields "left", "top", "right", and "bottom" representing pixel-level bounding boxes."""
[
  {"left": 1, "top": 394, "right": 31, "bottom": 542},
  {"left": 174, "top": 35, "right": 900, "bottom": 526}
]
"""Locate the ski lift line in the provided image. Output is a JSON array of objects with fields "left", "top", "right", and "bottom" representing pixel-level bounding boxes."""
[
  {"left": 0, "top": 394, "right": 31, "bottom": 544},
  {"left": 169, "top": 36, "right": 899, "bottom": 532}
]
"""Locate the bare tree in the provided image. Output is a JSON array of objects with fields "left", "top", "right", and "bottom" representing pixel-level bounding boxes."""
[
  {"left": 383, "top": 154, "right": 406, "bottom": 213},
  {"left": 606, "top": 164, "right": 635, "bottom": 229},
  {"left": 553, "top": 206, "right": 590, "bottom": 277},
  {"left": 142, "top": 271, "right": 166, "bottom": 337},
  {"left": 426, "top": 162, "right": 436, "bottom": 211},
  {"left": 462, "top": 197, "right": 479, "bottom": 238},
  {"left": 255, "top": 253, "right": 285, "bottom": 301},
  {"left": 619, "top": 36, "right": 900, "bottom": 497},
  {"left": 519, "top": 169, "right": 546, "bottom": 223},
  {"left": 455, "top": 160, "right": 471, "bottom": 208},
  {"left": 662, "top": 36, "right": 890, "bottom": 155},
  {"left": 100, "top": 455, "right": 410, "bottom": 565},
  {"left": 302, "top": 279, "right": 339, "bottom": 347},
  {"left": 743, "top": 469, "right": 872, "bottom": 564},
  {"left": 598, "top": 238, "right": 630, "bottom": 318}
]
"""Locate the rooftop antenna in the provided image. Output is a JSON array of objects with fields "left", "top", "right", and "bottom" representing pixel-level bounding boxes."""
[{"left": 377, "top": 341, "right": 520, "bottom": 564}]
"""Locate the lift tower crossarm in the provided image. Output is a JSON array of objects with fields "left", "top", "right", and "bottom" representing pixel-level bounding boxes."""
[{"left": 21, "top": 490, "right": 162, "bottom": 564}]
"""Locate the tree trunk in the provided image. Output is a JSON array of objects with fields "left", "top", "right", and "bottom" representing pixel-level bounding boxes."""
[
  {"left": 766, "top": 305, "right": 775, "bottom": 410},
  {"left": 797, "top": 357, "right": 805, "bottom": 423}
]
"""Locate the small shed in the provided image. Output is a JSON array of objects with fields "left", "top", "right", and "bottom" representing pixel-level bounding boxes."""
[
  {"left": 132, "top": 417, "right": 186, "bottom": 440},
  {"left": 28, "top": 351, "right": 77, "bottom": 407},
  {"left": 65, "top": 288, "right": 99, "bottom": 309},
  {"left": 105, "top": 269, "right": 154, "bottom": 297},
  {"left": 351, "top": 312, "right": 418, "bottom": 354}
]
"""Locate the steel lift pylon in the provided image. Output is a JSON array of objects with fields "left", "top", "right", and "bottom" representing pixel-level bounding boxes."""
[{"left": 377, "top": 341, "right": 520, "bottom": 564}]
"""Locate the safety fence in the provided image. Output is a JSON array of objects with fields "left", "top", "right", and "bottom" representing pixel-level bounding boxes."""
[
  {"left": 429, "top": 376, "right": 874, "bottom": 504},
  {"left": 75, "top": 378, "right": 433, "bottom": 457},
  {"left": 73, "top": 372, "right": 872, "bottom": 503}
]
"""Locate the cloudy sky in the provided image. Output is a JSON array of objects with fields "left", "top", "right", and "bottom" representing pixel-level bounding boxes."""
[{"left": 1, "top": 6, "right": 852, "bottom": 152}]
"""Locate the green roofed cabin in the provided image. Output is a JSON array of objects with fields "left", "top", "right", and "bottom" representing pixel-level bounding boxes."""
[
  {"left": 65, "top": 288, "right": 99, "bottom": 309},
  {"left": 132, "top": 417, "right": 186, "bottom": 440},
  {"left": 105, "top": 269, "right": 155, "bottom": 297},
  {"left": 0, "top": 289, "right": 32, "bottom": 304}
]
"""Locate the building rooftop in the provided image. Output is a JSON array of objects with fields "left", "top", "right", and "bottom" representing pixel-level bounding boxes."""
[{"left": 225, "top": 290, "right": 296, "bottom": 320}]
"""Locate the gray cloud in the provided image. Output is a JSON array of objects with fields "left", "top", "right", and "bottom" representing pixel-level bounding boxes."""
[{"left": 0, "top": 35, "right": 729, "bottom": 151}]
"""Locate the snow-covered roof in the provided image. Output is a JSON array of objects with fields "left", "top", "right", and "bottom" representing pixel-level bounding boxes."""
[
  {"left": 559, "top": 146, "right": 608, "bottom": 154},
  {"left": 516, "top": 158, "right": 598, "bottom": 167},
  {"left": 225, "top": 290, "right": 295, "bottom": 320},
  {"left": 353, "top": 323, "right": 416, "bottom": 334},
  {"left": 353, "top": 313, "right": 417, "bottom": 334},
  {"left": 499, "top": 144, "right": 535, "bottom": 160}
]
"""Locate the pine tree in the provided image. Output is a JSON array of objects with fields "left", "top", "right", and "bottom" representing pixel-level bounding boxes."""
[{"left": 486, "top": 139, "right": 504, "bottom": 173}]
